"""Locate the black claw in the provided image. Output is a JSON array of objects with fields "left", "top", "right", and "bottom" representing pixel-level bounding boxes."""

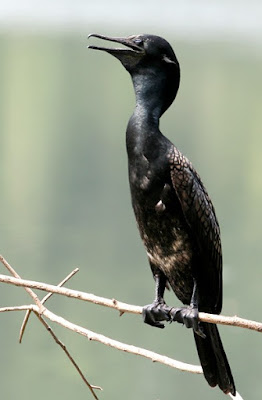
[
  {"left": 194, "top": 324, "right": 206, "bottom": 339},
  {"left": 143, "top": 313, "right": 165, "bottom": 329},
  {"left": 143, "top": 302, "right": 206, "bottom": 338},
  {"left": 169, "top": 306, "right": 206, "bottom": 338},
  {"left": 142, "top": 301, "right": 171, "bottom": 328}
]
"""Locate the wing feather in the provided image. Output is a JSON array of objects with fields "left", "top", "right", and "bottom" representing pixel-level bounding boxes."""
[{"left": 168, "top": 146, "right": 222, "bottom": 313}]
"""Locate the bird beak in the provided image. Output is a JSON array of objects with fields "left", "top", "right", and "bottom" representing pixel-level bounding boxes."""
[{"left": 88, "top": 33, "right": 144, "bottom": 57}]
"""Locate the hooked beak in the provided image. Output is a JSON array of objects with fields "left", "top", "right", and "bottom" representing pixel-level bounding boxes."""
[{"left": 88, "top": 33, "right": 144, "bottom": 57}]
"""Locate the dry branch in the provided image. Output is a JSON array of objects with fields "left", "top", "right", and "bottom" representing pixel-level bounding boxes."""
[
  {"left": 0, "top": 302, "right": 202, "bottom": 374},
  {"left": 0, "top": 272, "right": 261, "bottom": 333},
  {"left": 19, "top": 267, "right": 79, "bottom": 343},
  {"left": 34, "top": 310, "right": 102, "bottom": 398},
  {"left": 0, "top": 255, "right": 247, "bottom": 399},
  {"left": 0, "top": 256, "right": 101, "bottom": 400}
]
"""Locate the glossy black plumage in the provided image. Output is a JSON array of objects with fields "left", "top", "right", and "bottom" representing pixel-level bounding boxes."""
[{"left": 89, "top": 33, "right": 235, "bottom": 396}]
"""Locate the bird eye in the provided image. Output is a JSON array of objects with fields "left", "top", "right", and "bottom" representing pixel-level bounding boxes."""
[{"left": 134, "top": 38, "right": 143, "bottom": 45}]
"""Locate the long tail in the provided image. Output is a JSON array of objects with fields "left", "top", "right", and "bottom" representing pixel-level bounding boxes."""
[{"left": 194, "top": 322, "right": 236, "bottom": 396}]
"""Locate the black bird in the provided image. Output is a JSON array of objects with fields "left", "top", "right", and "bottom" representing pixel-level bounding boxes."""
[{"left": 88, "top": 33, "right": 235, "bottom": 396}]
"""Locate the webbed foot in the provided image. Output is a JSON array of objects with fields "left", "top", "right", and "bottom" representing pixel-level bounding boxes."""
[
  {"left": 170, "top": 306, "right": 206, "bottom": 338},
  {"left": 142, "top": 301, "right": 172, "bottom": 329}
]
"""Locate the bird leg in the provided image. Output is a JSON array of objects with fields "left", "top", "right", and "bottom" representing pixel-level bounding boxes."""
[
  {"left": 142, "top": 272, "right": 171, "bottom": 329},
  {"left": 169, "top": 279, "right": 206, "bottom": 338}
]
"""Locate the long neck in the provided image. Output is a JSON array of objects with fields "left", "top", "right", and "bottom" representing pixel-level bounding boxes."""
[
  {"left": 126, "top": 67, "right": 179, "bottom": 154},
  {"left": 134, "top": 69, "right": 174, "bottom": 121},
  {"left": 132, "top": 73, "right": 165, "bottom": 124}
]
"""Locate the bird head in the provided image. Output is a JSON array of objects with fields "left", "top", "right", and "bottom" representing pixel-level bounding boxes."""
[
  {"left": 88, "top": 33, "right": 180, "bottom": 116},
  {"left": 88, "top": 33, "right": 179, "bottom": 74}
]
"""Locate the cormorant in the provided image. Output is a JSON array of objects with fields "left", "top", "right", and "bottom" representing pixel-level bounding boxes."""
[{"left": 88, "top": 33, "right": 235, "bottom": 396}]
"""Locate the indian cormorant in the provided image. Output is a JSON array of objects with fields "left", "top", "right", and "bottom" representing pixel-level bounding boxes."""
[{"left": 88, "top": 33, "right": 235, "bottom": 396}]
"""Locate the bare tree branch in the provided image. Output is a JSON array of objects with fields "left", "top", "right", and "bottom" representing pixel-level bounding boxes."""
[
  {"left": 0, "top": 272, "right": 141, "bottom": 313},
  {"left": 41, "top": 268, "right": 80, "bottom": 304},
  {"left": 34, "top": 310, "right": 102, "bottom": 398},
  {"left": 0, "top": 302, "right": 202, "bottom": 374},
  {"left": 19, "top": 267, "right": 79, "bottom": 343},
  {"left": 0, "top": 255, "right": 247, "bottom": 399},
  {"left": 0, "top": 255, "right": 43, "bottom": 311},
  {"left": 0, "top": 256, "right": 101, "bottom": 400},
  {"left": 0, "top": 272, "right": 261, "bottom": 333},
  {"left": 0, "top": 305, "right": 35, "bottom": 312},
  {"left": 0, "top": 307, "right": 244, "bottom": 400}
]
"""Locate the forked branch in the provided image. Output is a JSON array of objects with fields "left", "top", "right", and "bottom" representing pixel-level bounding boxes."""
[
  {"left": 0, "top": 255, "right": 101, "bottom": 400},
  {"left": 0, "top": 255, "right": 249, "bottom": 400}
]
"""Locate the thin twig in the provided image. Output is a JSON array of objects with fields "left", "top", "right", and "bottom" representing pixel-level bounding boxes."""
[
  {"left": 19, "top": 267, "right": 79, "bottom": 343},
  {"left": 34, "top": 310, "right": 102, "bottom": 399},
  {"left": 41, "top": 268, "right": 79, "bottom": 304},
  {"left": 0, "top": 305, "right": 35, "bottom": 312},
  {"left": 0, "top": 256, "right": 100, "bottom": 400},
  {"left": 0, "top": 272, "right": 141, "bottom": 313},
  {"left": 0, "top": 253, "right": 45, "bottom": 343},
  {"left": 19, "top": 308, "right": 32, "bottom": 342},
  {"left": 0, "top": 272, "right": 261, "bottom": 333},
  {"left": 0, "top": 255, "right": 43, "bottom": 311},
  {"left": 0, "top": 302, "right": 202, "bottom": 373}
]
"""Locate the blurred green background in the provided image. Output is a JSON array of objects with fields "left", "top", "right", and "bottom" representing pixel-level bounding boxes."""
[{"left": 1, "top": 1, "right": 262, "bottom": 400}]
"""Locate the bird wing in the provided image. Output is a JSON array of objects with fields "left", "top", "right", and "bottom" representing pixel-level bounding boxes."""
[{"left": 168, "top": 146, "right": 222, "bottom": 313}]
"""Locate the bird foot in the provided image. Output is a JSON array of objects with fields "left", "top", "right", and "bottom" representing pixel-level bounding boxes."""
[
  {"left": 170, "top": 306, "right": 206, "bottom": 338},
  {"left": 142, "top": 301, "right": 172, "bottom": 329}
]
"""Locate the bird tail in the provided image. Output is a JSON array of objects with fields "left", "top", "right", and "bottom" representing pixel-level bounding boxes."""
[{"left": 194, "top": 322, "right": 236, "bottom": 396}]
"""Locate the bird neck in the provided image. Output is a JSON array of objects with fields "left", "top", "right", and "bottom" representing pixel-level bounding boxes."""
[
  {"left": 132, "top": 72, "right": 168, "bottom": 122},
  {"left": 126, "top": 100, "right": 161, "bottom": 153},
  {"left": 126, "top": 68, "right": 179, "bottom": 153}
]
